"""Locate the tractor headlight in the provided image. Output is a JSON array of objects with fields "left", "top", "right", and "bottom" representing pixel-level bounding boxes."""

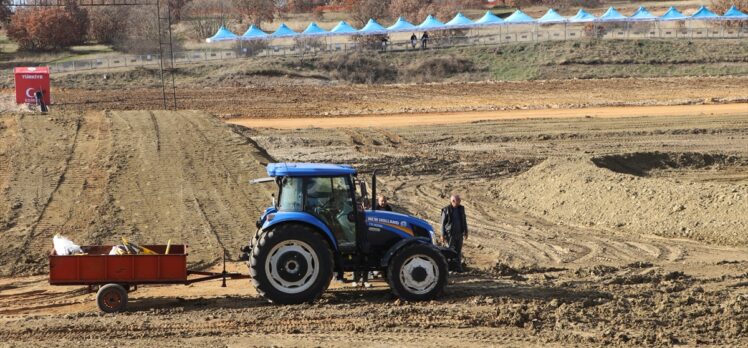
[{"left": 429, "top": 230, "right": 436, "bottom": 244}]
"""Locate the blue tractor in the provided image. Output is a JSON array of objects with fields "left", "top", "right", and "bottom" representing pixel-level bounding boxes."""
[{"left": 243, "top": 163, "right": 457, "bottom": 304}]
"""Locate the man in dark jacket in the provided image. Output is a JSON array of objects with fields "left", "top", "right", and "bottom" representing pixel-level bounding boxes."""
[
  {"left": 440, "top": 195, "right": 467, "bottom": 272},
  {"left": 376, "top": 195, "right": 393, "bottom": 211}
]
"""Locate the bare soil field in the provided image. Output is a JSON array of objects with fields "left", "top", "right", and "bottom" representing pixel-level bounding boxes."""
[
  {"left": 0, "top": 110, "right": 272, "bottom": 276},
  {"left": 8, "top": 75, "right": 747, "bottom": 118},
  {"left": 0, "top": 109, "right": 746, "bottom": 346}
]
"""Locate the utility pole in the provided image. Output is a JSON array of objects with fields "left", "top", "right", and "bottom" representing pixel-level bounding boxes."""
[{"left": 155, "top": 0, "right": 178, "bottom": 110}]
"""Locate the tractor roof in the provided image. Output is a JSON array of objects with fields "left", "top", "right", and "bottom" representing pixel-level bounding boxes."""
[{"left": 266, "top": 163, "right": 357, "bottom": 177}]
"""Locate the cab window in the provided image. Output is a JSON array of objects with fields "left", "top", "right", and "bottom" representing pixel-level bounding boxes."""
[{"left": 278, "top": 177, "right": 303, "bottom": 211}]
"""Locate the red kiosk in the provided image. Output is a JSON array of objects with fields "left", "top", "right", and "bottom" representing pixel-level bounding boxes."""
[{"left": 14, "top": 66, "right": 51, "bottom": 105}]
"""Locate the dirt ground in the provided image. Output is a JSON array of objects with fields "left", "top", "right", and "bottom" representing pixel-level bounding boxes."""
[
  {"left": 1, "top": 108, "right": 746, "bottom": 346},
  {"left": 6, "top": 76, "right": 746, "bottom": 118},
  {"left": 0, "top": 110, "right": 273, "bottom": 276}
]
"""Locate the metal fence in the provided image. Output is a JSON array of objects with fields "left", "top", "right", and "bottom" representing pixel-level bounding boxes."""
[{"left": 4, "top": 24, "right": 747, "bottom": 76}]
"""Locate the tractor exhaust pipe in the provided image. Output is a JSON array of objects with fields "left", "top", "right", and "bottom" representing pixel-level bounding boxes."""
[{"left": 371, "top": 170, "right": 377, "bottom": 211}]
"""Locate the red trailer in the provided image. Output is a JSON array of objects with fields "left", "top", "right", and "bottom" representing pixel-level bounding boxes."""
[{"left": 49, "top": 244, "right": 248, "bottom": 312}]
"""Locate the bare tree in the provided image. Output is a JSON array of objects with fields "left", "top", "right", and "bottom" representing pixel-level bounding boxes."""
[
  {"left": 111, "top": 6, "right": 182, "bottom": 55},
  {"left": 710, "top": 0, "right": 748, "bottom": 13},
  {"left": 350, "top": 0, "right": 390, "bottom": 27},
  {"left": 64, "top": 0, "right": 89, "bottom": 45},
  {"left": 389, "top": 0, "right": 475, "bottom": 23},
  {"left": 233, "top": 0, "right": 276, "bottom": 27},
  {"left": 183, "top": 0, "right": 238, "bottom": 40},
  {"left": 0, "top": 0, "right": 12, "bottom": 26},
  {"left": 169, "top": 0, "right": 192, "bottom": 22},
  {"left": 88, "top": 7, "right": 131, "bottom": 44},
  {"left": 389, "top": 0, "right": 421, "bottom": 23}
]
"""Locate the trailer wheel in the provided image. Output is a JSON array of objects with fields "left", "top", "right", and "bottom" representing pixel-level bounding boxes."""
[
  {"left": 387, "top": 243, "right": 447, "bottom": 302},
  {"left": 249, "top": 224, "right": 333, "bottom": 304},
  {"left": 96, "top": 283, "right": 128, "bottom": 313}
]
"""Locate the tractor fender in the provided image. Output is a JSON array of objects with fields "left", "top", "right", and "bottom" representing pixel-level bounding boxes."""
[
  {"left": 262, "top": 211, "right": 338, "bottom": 251},
  {"left": 380, "top": 237, "right": 433, "bottom": 268}
]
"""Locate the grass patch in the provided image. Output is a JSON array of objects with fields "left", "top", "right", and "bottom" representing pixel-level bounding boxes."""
[{"left": 8, "top": 38, "right": 746, "bottom": 88}]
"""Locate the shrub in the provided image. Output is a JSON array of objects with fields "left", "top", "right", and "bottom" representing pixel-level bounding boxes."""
[
  {"left": 403, "top": 56, "right": 475, "bottom": 82},
  {"left": 320, "top": 52, "right": 397, "bottom": 83},
  {"left": 234, "top": 39, "right": 268, "bottom": 57},
  {"left": 7, "top": 8, "right": 82, "bottom": 51}
]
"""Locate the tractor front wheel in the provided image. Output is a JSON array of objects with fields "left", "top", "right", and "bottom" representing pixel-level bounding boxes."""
[
  {"left": 249, "top": 224, "right": 333, "bottom": 304},
  {"left": 387, "top": 243, "right": 448, "bottom": 302}
]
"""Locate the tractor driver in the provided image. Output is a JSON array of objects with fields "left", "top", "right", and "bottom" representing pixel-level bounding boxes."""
[
  {"left": 305, "top": 177, "right": 356, "bottom": 248},
  {"left": 332, "top": 178, "right": 356, "bottom": 247}
]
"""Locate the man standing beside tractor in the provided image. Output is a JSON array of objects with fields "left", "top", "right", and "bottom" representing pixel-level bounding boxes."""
[{"left": 440, "top": 195, "right": 468, "bottom": 272}]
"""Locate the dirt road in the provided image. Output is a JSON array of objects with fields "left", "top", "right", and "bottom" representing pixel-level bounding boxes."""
[
  {"left": 1, "top": 110, "right": 747, "bottom": 346},
  {"left": 228, "top": 103, "right": 748, "bottom": 129}
]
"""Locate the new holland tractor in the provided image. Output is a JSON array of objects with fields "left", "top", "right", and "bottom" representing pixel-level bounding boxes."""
[{"left": 242, "top": 163, "right": 457, "bottom": 304}]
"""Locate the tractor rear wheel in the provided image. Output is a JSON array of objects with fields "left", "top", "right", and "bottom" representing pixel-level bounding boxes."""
[
  {"left": 249, "top": 224, "right": 333, "bottom": 304},
  {"left": 387, "top": 243, "right": 447, "bottom": 302}
]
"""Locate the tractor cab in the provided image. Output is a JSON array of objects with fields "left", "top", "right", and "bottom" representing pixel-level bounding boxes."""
[
  {"left": 273, "top": 164, "right": 363, "bottom": 252},
  {"left": 246, "top": 163, "right": 455, "bottom": 304}
]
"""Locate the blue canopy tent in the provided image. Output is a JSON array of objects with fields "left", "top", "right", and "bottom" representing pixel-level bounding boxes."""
[
  {"left": 330, "top": 21, "right": 358, "bottom": 35},
  {"left": 358, "top": 18, "right": 387, "bottom": 35},
  {"left": 302, "top": 22, "right": 329, "bottom": 36},
  {"left": 538, "top": 9, "right": 566, "bottom": 23},
  {"left": 418, "top": 15, "right": 446, "bottom": 30},
  {"left": 387, "top": 17, "right": 417, "bottom": 32},
  {"left": 690, "top": 6, "right": 720, "bottom": 19},
  {"left": 445, "top": 13, "right": 475, "bottom": 28},
  {"left": 504, "top": 10, "right": 535, "bottom": 42},
  {"left": 659, "top": 7, "right": 686, "bottom": 21},
  {"left": 722, "top": 5, "right": 748, "bottom": 19},
  {"left": 600, "top": 7, "right": 627, "bottom": 21},
  {"left": 504, "top": 10, "right": 535, "bottom": 23},
  {"left": 270, "top": 23, "right": 298, "bottom": 38},
  {"left": 241, "top": 25, "right": 268, "bottom": 40},
  {"left": 206, "top": 26, "right": 239, "bottom": 43},
  {"left": 474, "top": 11, "right": 504, "bottom": 26},
  {"left": 568, "top": 9, "right": 597, "bottom": 22},
  {"left": 629, "top": 6, "right": 657, "bottom": 21}
]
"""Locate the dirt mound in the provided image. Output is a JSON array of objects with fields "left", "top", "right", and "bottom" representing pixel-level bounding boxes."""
[
  {"left": 0, "top": 111, "right": 271, "bottom": 276},
  {"left": 500, "top": 155, "right": 748, "bottom": 246},
  {"left": 592, "top": 152, "right": 748, "bottom": 177}
]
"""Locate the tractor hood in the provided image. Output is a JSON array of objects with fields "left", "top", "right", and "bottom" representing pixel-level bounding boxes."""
[{"left": 365, "top": 210, "right": 435, "bottom": 240}]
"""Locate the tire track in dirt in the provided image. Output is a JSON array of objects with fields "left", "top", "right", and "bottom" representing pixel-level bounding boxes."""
[
  {"left": 179, "top": 111, "right": 276, "bottom": 256},
  {"left": 172, "top": 113, "right": 244, "bottom": 262},
  {"left": 0, "top": 116, "right": 18, "bottom": 228},
  {"left": 10, "top": 116, "right": 82, "bottom": 275},
  {"left": 148, "top": 111, "right": 161, "bottom": 152},
  {"left": 11, "top": 112, "right": 114, "bottom": 275},
  {"left": 111, "top": 111, "right": 221, "bottom": 263}
]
